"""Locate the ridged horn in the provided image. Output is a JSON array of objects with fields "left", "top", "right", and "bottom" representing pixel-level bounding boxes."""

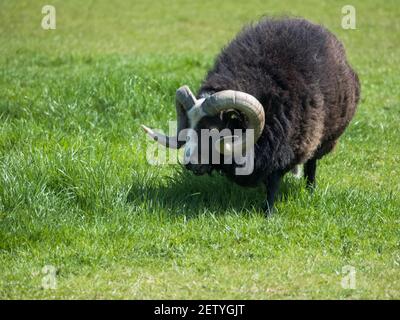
[
  {"left": 201, "top": 90, "right": 265, "bottom": 154},
  {"left": 141, "top": 85, "right": 196, "bottom": 149}
]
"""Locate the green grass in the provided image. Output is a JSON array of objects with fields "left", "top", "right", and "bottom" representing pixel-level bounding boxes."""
[{"left": 0, "top": 0, "right": 399, "bottom": 299}]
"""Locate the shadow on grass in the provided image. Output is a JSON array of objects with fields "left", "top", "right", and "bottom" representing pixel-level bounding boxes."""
[{"left": 126, "top": 168, "right": 305, "bottom": 217}]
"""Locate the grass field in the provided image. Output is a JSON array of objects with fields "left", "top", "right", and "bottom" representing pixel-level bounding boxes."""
[{"left": 0, "top": 0, "right": 399, "bottom": 299}]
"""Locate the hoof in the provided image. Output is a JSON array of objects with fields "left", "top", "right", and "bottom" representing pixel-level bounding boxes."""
[{"left": 263, "top": 203, "right": 275, "bottom": 216}]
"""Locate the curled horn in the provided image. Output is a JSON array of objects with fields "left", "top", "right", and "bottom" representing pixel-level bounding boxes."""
[
  {"left": 141, "top": 85, "right": 196, "bottom": 149},
  {"left": 200, "top": 90, "right": 265, "bottom": 154}
]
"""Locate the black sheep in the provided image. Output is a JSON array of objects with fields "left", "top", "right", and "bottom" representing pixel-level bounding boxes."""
[{"left": 142, "top": 17, "right": 360, "bottom": 213}]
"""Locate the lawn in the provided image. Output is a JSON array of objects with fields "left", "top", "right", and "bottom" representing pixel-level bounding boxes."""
[{"left": 0, "top": 0, "right": 399, "bottom": 299}]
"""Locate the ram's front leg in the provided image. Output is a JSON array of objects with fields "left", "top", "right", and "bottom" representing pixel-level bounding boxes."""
[{"left": 263, "top": 170, "right": 284, "bottom": 215}]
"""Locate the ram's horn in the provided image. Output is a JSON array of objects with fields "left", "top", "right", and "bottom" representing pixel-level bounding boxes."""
[
  {"left": 200, "top": 90, "right": 265, "bottom": 154},
  {"left": 141, "top": 85, "right": 196, "bottom": 149}
]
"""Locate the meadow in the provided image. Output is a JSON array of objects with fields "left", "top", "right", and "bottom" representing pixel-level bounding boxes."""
[{"left": 0, "top": 0, "right": 399, "bottom": 299}]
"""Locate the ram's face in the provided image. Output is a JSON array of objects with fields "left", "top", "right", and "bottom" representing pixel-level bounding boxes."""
[
  {"left": 142, "top": 85, "right": 265, "bottom": 175},
  {"left": 184, "top": 112, "right": 246, "bottom": 175}
]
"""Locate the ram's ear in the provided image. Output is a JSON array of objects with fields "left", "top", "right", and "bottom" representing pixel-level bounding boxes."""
[{"left": 221, "top": 110, "right": 246, "bottom": 129}]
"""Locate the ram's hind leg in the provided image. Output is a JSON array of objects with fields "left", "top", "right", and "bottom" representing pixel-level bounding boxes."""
[
  {"left": 304, "top": 158, "right": 317, "bottom": 189},
  {"left": 305, "top": 139, "right": 338, "bottom": 189}
]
